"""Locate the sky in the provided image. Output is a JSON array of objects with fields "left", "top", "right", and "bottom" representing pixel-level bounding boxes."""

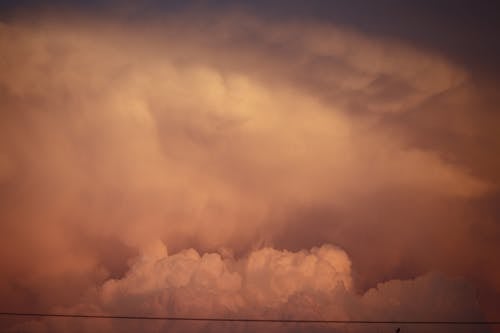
[{"left": 0, "top": 1, "right": 499, "bottom": 332}]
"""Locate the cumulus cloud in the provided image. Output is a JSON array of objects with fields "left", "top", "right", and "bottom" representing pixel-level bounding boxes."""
[
  {"left": 11, "top": 242, "right": 483, "bottom": 332},
  {"left": 97, "top": 243, "right": 351, "bottom": 315},
  {"left": 0, "top": 9, "right": 498, "bottom": 332}
]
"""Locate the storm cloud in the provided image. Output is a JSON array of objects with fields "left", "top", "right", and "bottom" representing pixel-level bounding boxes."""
[{"left": 0, "top": 8, "right": 498, "bottom": 332}]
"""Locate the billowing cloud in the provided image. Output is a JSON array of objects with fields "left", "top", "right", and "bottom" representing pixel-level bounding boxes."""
[
  {"left": 0, "top": 9, "right": 498, "bottom": 333},
  {"left": 10, "top": 242, "right": 483, "bottom": 332}
]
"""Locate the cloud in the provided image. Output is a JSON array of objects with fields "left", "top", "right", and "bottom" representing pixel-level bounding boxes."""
[
  {"left": 97, "top": 243, "right": 351, "bottom": 314},
  {"left": 0, "top": 9, "right": 498, "bottom": 332},
  {"left": 11, "top": 242, "right": 483, "bottom": 332}
]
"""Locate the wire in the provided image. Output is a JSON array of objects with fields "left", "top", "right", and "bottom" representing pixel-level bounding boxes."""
[{"left": 0, "top": 312, "right": 499, "bottom": 325}]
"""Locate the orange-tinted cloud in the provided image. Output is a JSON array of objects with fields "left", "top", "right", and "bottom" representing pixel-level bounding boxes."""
[
  {"left": 12, "top": 242, "right": 483, "bottom": 332},
  {"left": 0, "top": 10, "right": 498, "bottom": 332}
]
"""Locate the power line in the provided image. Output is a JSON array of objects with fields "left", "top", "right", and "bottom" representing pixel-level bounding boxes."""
[{"left": 0, "top": 312, "right": 499, "bottom": 325}]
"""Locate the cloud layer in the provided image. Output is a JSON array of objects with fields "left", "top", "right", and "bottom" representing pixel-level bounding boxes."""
[{"left": 11, "top": 243, "right": 483, "bottom": 332}]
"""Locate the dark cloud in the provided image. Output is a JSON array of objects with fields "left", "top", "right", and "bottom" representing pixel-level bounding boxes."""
[{"left": 2, "top": 0, "right": 499, "bottom": 79}]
